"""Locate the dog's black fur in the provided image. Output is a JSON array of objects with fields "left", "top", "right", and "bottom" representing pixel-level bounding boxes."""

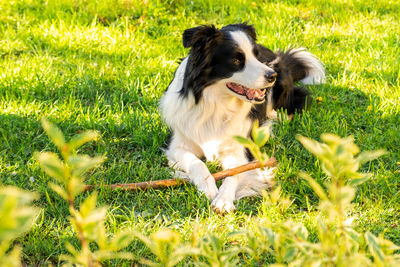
[
  {"left": 250, "top": 46, "right": 313, "bottom": 124},
  {"left": 179, "top": 23, "right": 315, "bottom": 120}
]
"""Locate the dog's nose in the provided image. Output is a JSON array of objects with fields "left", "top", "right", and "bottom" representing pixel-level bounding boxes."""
[{"left": 265, "top": 70, "right": 277, "bottom": 83}]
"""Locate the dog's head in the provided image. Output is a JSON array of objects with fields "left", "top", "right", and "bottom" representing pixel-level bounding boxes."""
[{"left": 181, "top": 23, "right": 276, "bottom": 104}]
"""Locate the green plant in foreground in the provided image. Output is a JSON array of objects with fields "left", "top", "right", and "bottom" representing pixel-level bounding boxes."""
[
  {"left": 294, "top": 134, "right": 399, "bottom": 266},
  {"left": 297, "top": 134, "right": 386, "bottom": 228},
  {"left": 35, "top": 118, "right": 134, "bottom": 266},
  {"left": 133, "top": 226, "right": 242, "bottom": 266},
  {"left": 249, "top": 134, "right": 398, "bottom": 266},
  {"left": 134, "top": 228, "right": 199, "bottom": 267},
  {"left": 34, "top": 119, "right": 240, "bottom": 266},
  {"left": 195, "top": 233, "right": 242, "bottom": 267},
  {"left": 34, "top": 118, "right": 400, "bottom": 266},
  {"left": 234, "top": 132, "right": 399, "bottom": 266},
  {"left": 0, "top": 186, "right": 40, "bottom": 267}
]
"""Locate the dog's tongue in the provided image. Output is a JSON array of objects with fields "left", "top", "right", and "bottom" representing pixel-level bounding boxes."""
[
  {"left": 228, "top": 83, "right": 247, "bottom": 95},
  {"left": 227, "top": 82, "right": 265, "bottom": 100},
  {"left": 246, "top": 89, "right": 264, "bottom": 100}
]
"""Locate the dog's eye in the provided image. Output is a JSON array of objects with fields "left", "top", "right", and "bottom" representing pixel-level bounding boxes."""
[
  {"left": 233, "top": 53, "right": 245, "bottom": 65},
  {"left": 233, "top": 59, "right": 241, "bottom": 65}
]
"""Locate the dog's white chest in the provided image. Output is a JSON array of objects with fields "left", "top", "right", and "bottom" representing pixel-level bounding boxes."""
[
  {"left": 159, "top": 57, "right": 253, "bottom": 161},
  {"left": 194, "top": 100, "right": 253, "bottom": 161}
]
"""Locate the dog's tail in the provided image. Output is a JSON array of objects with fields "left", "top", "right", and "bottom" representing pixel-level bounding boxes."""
[
  {"left": 269, "top": 48, "right": 325, "bottom": 114},
  {"left": 279, "top": 48, "right": 325, "bottom": 84}
]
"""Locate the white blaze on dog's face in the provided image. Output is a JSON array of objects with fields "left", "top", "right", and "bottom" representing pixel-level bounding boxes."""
[
  {"left": 222, "top": 31, "right": 277, "bottom": 103},
  {"left": 180, "top": 24, "right": 277, "bottom": 104}
]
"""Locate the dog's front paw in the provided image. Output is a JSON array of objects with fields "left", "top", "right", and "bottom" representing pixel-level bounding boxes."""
[
  {"left": 196, "top": 175, "right": 218, "bottom": 200},
  {"left": 211, "top": 194, "right": 235, "bottom": 214}
]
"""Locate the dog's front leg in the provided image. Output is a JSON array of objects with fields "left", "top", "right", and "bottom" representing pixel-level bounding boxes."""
[
  {"left": 166, "top": 136, "right": 218, "bottom": 200},
  {"left": 211, "top": 176, "right": 239, "bottom": 213},
  {"left": 211, "top": 154, "right": 244, "bottom": 213},
  {"left": 211, "top": 153, "right": 274, "bottom": 213}
]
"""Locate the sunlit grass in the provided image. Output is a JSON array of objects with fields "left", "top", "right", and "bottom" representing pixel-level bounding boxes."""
[{"left": 0, "top": 0, "right": 399, "bottom": 265}]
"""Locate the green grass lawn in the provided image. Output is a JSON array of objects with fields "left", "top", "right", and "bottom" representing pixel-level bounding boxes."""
[{"left": 0, "top": 0, "right": 399, "bottom": 265}]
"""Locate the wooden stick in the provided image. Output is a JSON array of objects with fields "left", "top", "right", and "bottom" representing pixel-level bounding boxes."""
[{"left": 84, "top": 157, "right": 277, "bottom": 192}]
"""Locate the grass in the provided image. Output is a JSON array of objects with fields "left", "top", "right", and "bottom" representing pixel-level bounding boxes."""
[{"left": 0, "top": 0, "right": 399, "bottom": 265}]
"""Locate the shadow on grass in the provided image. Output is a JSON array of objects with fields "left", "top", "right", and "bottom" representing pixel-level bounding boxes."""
[
  {"left": 0, "top": 111, "right": 207, "bottom": 216},
  {"left": 1, "top": 81, "right": 399, "bottom": 212},
  {"left": 1, "top": 74, "right": 400, "bottom": 264},
  {"left": 270, "top": 83, "right": 399, "bottom": 210}
]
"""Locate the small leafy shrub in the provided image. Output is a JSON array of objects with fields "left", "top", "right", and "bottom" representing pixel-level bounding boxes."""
[
  {"left": 236, "top": 133, "right": 400, "bottom": 266},
  {"left": 134, "top": 228, "right": 199, "bottom": 267},
  {"left": 294, "top": 134, "right": 399, "bottom": 266},
  {"left": 0, "top": 186, "right": 40, "bottom": 267},
  {"left": 35, "top": 118, "right": 134, "bottom": 266}
]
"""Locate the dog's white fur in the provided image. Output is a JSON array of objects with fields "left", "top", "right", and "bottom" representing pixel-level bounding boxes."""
[{"left": 160, "top": 31, "right": 324, "bottom": 213}]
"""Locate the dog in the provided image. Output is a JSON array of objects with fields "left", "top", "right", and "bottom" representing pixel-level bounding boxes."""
[{"left": 160, "top": 23, "right": 325, "bottom": 213}]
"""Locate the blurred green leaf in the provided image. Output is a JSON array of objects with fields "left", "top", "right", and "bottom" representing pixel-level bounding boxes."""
[
  {"left": 347, "top": 173, "right": 372, "bottom": 186},
  {"left": 0, "top": 245, "right": 22, "bottom": 267},
  {"left": 135, "top": 229, "right": 197, "bottom": 267},
  {"left": 35, "top": 152, "right": 65, "bottom": 183},
  {"left": 48, "top": 182, "right": 68, "bottom": 201},
  {"left": 68, "top": 155, "right": 105, "bottom": 177},
  {"left": 70, "top": 192, "right": 107, "bottom": 242},
  {"left": 0, "top": 186, "right": 40, "bottom": 266},
  {"left": 41, "top": 118, "right": 65, "bottom": 150},
  {"left": 254, "top": 128, "right": 270, "bottom": 148},
  {"left": 196, "top": 233, "right": 240, "bottom": 267},
  {"left": 321, "top": 134, "right": 359, "bottom": 155},
  {"left": 344, "top": 228, "right": 361, "bottom": 244},
  {"left": 299, "top": 172, "right": 327, "bottom": 200},
  {"left": 292, "top": 222, "right": 309, "bottom": 241},
  {"left": 252, "top": 122, "right": 270, "bottom": 148},
  {"left": 79, "top": 193, "right": 99, "bottom": 218},
  {"left": 69, "top": 177, "right": 85, "bottom": 200},
  {"left": 233, "top": 136, "right": 254, "bottom": 148},
  {"left": 356, "top": 150, "right": 386, "bottom": 165},
  {"left": 283, "top": 246, "right": 297, "bottom": 262},
  {"left": 365, "top": 232, "right": 385, "bottom": 262},
  {"left": 0, "top": 187, "right": 40, "bottom": 242},
  {"left": 94, "top": 251, "right": 134, "bottom": 262},
  {"left": 68, "top": 131, "right": 100, "bottom": 152},
  {"left": 110, "top": 230, "right": 135, "bottom": 251},
  {"left": 82, "top": 207, "right": 107, "bottom": 226},
  {"left": 297, "top": 135, "right": 326, "bottom": 158},
  {"left": 234, "top": 122, "right": 270, "bottom": 166},
  {"left": 251, "top": 120, "right": 260, "bottom": 141}
]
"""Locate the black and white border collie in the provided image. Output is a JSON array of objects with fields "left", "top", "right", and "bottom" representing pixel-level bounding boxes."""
[{"left": 160, "top": 23, "right": 325, "bottom": 213}]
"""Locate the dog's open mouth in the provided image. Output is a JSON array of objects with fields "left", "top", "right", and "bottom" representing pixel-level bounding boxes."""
[{"left": 226, "top": 82, "right": 266, "bottom": 102}]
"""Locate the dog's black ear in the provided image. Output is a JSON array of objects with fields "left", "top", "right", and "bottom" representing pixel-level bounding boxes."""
[
  {"left": 221, "top": 23, "right": 257, "bottom": 41},
  {"left": 183, "top": 26, "right": 203, "bottom": 48},
  {"left": 238, "top": 23, "right": 257, "bottom": 41},
  {"left": 182, "top": 25, "right": 220, "bottom": 48}
]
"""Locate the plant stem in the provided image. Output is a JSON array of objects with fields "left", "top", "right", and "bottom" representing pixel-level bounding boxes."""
[{"left": 67, "top": 190, "right": 94, "bottom": 267}]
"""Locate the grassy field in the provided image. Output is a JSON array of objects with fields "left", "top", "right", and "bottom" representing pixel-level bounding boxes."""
[{"left": 0, "top": 0, "right": 399, "bottom": 265}]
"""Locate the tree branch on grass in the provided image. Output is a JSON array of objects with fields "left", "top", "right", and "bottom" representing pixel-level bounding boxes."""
[{"left": 83, "top": 158, "right": 278, "bottom": 192}]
